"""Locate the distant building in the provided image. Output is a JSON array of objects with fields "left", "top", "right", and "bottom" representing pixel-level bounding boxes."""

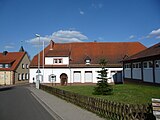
[
  {"left": 123, "top": 42, "right": 160, "bottom": 84},
  {"left": 0, "top": 46, "right": 30, "bottom": 85},
  {"left": 29, "top": 40, "right": 146, "bottom": 85}
]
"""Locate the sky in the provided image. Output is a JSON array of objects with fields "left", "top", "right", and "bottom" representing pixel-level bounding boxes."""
[{"left": 0, "top": 0, "right": 160, "bottom": 59}]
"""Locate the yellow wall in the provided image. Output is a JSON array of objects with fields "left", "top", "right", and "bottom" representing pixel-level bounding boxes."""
[{"left": 0, "top": 71, "right": 13, "bottom": 85}]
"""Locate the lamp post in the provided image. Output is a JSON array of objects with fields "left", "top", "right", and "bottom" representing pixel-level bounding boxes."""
[
  {"left": 35, "top": 34, "right": 40, "bottom": 89},
  {"left": 43, "top": 40, "right": 44, "bottom": 82}
]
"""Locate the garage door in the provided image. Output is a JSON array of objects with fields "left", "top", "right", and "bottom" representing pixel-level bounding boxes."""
[
  {"left": 85, "top": 71, "right": 92, "bottom": 82},
  {"left": 73, "top": 71, "right": 81, "bottom": 82}
]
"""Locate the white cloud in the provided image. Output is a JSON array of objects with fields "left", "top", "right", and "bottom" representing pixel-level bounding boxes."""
[
  {"left": 147, "top": 28, "right": 160, "bottom": 39},
  {"left": 98, "top": 3, "right": 103, "bottom": 8},
  {"left": 98, "top": 37, "right": 103, "bottom": 40},
  {"left": 79, "top": 10, "right": 84, "bottom": 15},
  {"left": 26, "top": 30, "right": 88, "bottom": 46},
  {"left": 4, "top": 45, "right": 14, "bottom": 49},
  {"left": 91, "top": 3, "right": 103, "bottom": 9},
  {"left": 156, "top": 36, "right": 160, "bottom": 39},
  {"left": 129, "top": 35, "right": 136, "bottom": 39}
]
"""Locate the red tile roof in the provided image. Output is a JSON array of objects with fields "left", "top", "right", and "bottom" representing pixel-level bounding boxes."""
[
  {"left": 0, "top": 52, "right": 26, "bottom": 71},
  {"left": 30, "top": 40, "right": 146, "bottom": 68},
  {"left": 123, "top": 42, "right": 160, "bottom": 62}
]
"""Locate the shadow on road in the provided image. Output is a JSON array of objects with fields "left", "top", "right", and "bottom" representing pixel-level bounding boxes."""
[{"left": 0, "top": 86, "right": 14, "bottom": 91}]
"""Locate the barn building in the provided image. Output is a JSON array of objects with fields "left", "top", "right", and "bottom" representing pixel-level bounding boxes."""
[{"left": 29, "top": 40, "right": 146, "bottom": 85}]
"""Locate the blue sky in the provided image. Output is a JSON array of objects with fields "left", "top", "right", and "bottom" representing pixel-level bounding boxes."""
[{"left": 0, "top": 0, "right": 160, "bottom": 58}]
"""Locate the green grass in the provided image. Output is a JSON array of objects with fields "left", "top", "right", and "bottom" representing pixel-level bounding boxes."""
[{"left": 55, "top": 83, "right": 160, "bottom": 105}]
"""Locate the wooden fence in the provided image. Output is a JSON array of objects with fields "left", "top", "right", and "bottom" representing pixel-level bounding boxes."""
[{"left": 40, "top": 84, "right": 155, "bottom": 120}]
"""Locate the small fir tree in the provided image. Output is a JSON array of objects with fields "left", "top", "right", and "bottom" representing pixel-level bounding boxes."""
[{"left": 93, "top": 59, "right": 113, "bottom": 95}]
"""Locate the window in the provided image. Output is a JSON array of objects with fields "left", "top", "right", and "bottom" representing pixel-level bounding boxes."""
[
  {"left": 53, "top": 59, "right": 63, "bottom": 64},
  {"left": 26, "top": 64, "right": 29, "bottom": 69},
  {"left": 54, "top": 59, "right": 58, "bottom": 63},
  {"left": 22, "top": 64, "right": 25, "bottom": 69},
  {"left": 132, "top": 62, "right": 141, "bottom": 68},
  {"left": 143, "top": 61, "right": 153, "bottom": 68},
  {"left": 25, "top": 73, "right": 29, "bottom": 80},
  {"left": 149, "top": 61, "right": 153, "bottom": 68},
  {"left": 155, "top": 60, "right": 160, "bottom": 68},
  {"left": 143, "top": 62, "right": 148, "bottom": 68},
  {"left": 49, "top": 74, "right": 56, "bottom": 82},
  {"left": 18, "top": 74, "right": 21, "bottom": 80},
  {"left": 85, "top": 59, "right": 91, "bottom": 64},
  {"left": 133, "top": 63, "right": 136, "bottom": 68},
  {"left": 5, "top": 64, "right": 11, "bottom": 68},
  {"left": 124, "top": 63, "right": 131, "bottom": 68},
  {"left": 138, "top": 63, "right": 141, "bottom": 68},
  {"left": 5, "top": 64, "right": 9, "bottom": 68},
  {"left": 21, "top": 73, "right": 25, "bottom": 80},
  {"left": 0, "top": 64, "right": 3, "bottom": 68},
  {"left": 59, "top": 59, "right": 62, "bottom": 63}
]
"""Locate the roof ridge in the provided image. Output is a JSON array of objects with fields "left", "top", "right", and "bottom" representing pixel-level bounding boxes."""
[{"left": 54, "top": 41, "right": 142, "bottom": 44}]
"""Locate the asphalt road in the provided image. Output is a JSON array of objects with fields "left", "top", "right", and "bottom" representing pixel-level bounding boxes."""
[{"left": 0, "top": 86, "right": 55, "bottom": 120}]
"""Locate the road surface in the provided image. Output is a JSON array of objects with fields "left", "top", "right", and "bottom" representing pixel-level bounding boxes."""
[{"left": 0, "top": 86, "right": 55, "bottom": 120}]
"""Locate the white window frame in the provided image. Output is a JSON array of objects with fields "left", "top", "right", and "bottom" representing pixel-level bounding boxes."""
[
  {"left": 85, "top": 59, "right": 91, "bottom": 64},
  {"left": 18, "top": 74, "right": 21, "bottom": 81},
  {"left": 143, "top": 61, "right": 153, "bottom": 69},
  {"left": 155, "top": 60, "right": 160, "bottom": 68},
  {"left": 124, "top": 63, "right": 131, "bottom": 69},
  {"left": 53, "top": 58, "right": 63, "bottom": 64},
  {"left": 5, "top": 64, "right": 9, "bottom": 68},
  {"left": 22, "top": 64, "right": 25, "bottom": 69},
  {"left": 26, "top": 64, "right": 29, "bottom": 69},
  {"left": 25, "top": 73, "right": 29, "bottom": 80},
  {"left": 133, "top": 62, "right": 141, "bottom": 68},
  {"left": 143, "top": 62, "right": 148, "bottom": 68},
  {"left": 0, "top": 64, "right": 3, "bottom": 68}
]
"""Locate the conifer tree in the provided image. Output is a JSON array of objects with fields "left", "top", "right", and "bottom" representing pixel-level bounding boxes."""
[{"left": 93, "top": 59, "right": 113, "bottom": 95}]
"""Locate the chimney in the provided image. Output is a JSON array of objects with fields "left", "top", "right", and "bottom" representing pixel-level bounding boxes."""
[
  {"left": 50, "top": 40, "right": 54, "bottom": 50},
  {"left": 3, "top": 51, "right": 8, "bottom": 56}
]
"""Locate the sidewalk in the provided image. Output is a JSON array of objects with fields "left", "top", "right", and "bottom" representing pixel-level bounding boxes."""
[{"left": 28, "top": 85, "right": 104, "bottom": 120}]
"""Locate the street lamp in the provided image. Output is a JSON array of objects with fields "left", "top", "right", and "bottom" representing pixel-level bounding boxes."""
[{"left": 35, "top": 34, "right": 40, "bottom": 89}]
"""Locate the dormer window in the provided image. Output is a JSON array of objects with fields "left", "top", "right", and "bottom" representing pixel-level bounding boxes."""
[
  {"left": 85, "top": 56, "right": 91, "bottom": 65},
  {"left": 0, "top": 64, "right": 3, "bottom": 68},
  {"left": 5, "top": 64, "right": 9, "bottom": 68},
  {"left": 86, "top": 59, "right": 91, "bottom": 64},
  {"left": 0, "top": 64, "right": 11, "bottom": 68}
]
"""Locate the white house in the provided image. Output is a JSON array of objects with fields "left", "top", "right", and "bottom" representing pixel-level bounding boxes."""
[
  {"left": 29, "top": 40, "right": 146, "bottom": 85},
  {"left": 123, "top": 42, "right": 160, "bottom": 84}
]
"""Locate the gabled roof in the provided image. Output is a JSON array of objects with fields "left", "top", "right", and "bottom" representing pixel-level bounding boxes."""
[
  {"left": 0, "top": 52, "right": 26, "bottom": 71},
  {"left": 45, "top": 50, "right": 70, "bottom": 57},
  {"left": 30, "top": 40, "right": 146, "bottom": 68},
  {"left": 123, "top": 42, "right": 160, "bottom": 62}
]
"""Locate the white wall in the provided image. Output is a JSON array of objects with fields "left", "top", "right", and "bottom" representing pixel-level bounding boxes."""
[
  {"left": 45, "top": 57, "right": 69, "bottom": 65},
  {"left": 155, "top": 68, "right": 160, "bottom": 83},
  {"left": 30, "top": 68, "right": 70, "bottom": 83},
  {"left": 132, "top": 68, "right": 141, "bottom": 80},
  {"left": 124, "top": 68, "right": 131, "bottom": 78},
  {"left": 29, "top": 67, "right": 123, "bottom": 84},
  {"left": 143, "top": 69, "right": 153, "bottom": 82}
]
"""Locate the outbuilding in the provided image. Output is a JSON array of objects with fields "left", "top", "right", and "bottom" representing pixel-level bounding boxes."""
[{"left": 123, "top": 42, "right": 160, "bottom": 84}]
